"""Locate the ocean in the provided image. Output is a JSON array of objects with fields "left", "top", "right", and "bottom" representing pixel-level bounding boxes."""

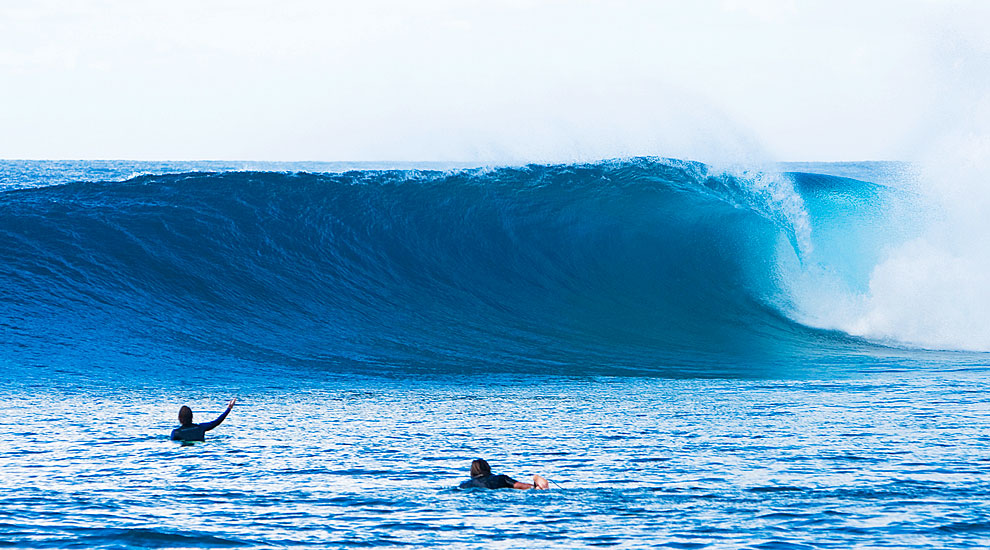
[{"left": 1, "top": 158, "right": 988, "bottom": 548}]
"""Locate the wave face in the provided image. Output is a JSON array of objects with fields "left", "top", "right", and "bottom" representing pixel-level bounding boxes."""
[{"left": 0, "top": 159, "right": 937, "bottom": 378}]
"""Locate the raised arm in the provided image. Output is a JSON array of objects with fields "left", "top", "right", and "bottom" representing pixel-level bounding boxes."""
[{"left": 201, "top": 398, "right": 236, "bottom": 431}]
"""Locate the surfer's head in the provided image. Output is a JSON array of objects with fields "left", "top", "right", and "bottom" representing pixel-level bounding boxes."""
[
  {"left": 178, "top": 405, "right": 193, "bottom": 425},
  {"left": 470, "top": 459, "right": 491, "bottom": 478}
]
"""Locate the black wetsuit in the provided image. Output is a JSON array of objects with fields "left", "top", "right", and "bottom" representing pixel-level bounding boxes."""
[
  {"left": 170, "top": 407, "right": 232, "bottom": 441},
  {"left": 459, "top": 474, "right": 518, "bottom": 490}
]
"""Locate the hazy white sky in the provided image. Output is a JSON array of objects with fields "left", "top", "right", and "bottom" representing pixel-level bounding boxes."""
[{"left": 1, "top": 0, "right": 988, "bottom": 162}]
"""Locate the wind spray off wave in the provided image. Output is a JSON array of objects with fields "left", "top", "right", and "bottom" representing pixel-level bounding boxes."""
[{"left": 780, "top": 138, "right": 990, "bottom": 353}]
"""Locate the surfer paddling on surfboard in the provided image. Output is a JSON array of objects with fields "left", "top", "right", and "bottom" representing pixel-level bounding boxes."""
[
  {"left": 170, "top": 398, "right": 237, "bottom": 442},
  {"left": 459, "top": 458, "right": 550, "bottom": 490}
]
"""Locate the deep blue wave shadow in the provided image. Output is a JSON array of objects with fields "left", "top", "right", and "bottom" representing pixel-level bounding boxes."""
[{"left": 0, "top": 158, "right": 940, "bottom": 379}]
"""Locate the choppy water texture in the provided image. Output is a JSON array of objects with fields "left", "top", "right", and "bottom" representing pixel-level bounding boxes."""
[{"left": 1, "top": 159, "right": 988, "bottom": 548}]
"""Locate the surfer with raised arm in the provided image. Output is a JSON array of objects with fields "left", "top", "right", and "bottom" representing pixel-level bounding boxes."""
[
  {"left": 459, "top": 458, "right": 550, "bottom": 490},
  {"left": 170, "top": 398, "right": 237, "bottom": 442}
]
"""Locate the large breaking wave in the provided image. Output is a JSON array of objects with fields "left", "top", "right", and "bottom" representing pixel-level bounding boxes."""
[{"left": 0, "top": 158, "right": 972, "bottom": 378}]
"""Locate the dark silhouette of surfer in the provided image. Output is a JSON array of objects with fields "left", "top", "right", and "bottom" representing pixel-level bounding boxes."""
[
  {"left": 459, "top": 458, "right": 549, "bottom": 490},
  {"left": 170, "top": 398, "right": 236, "bottom": 441}
]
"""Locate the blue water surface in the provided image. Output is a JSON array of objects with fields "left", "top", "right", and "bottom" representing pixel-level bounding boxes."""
[
  {"left": 3, "top": 372, "right": 990, "bottom": 549},
  {"left": 1, "top": 159, "right": 988, "bottom": 548}
]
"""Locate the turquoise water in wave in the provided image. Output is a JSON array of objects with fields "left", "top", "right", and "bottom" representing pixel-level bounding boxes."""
[{"left": 2, "top": 159, "right": 989, "bottom": 548}]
